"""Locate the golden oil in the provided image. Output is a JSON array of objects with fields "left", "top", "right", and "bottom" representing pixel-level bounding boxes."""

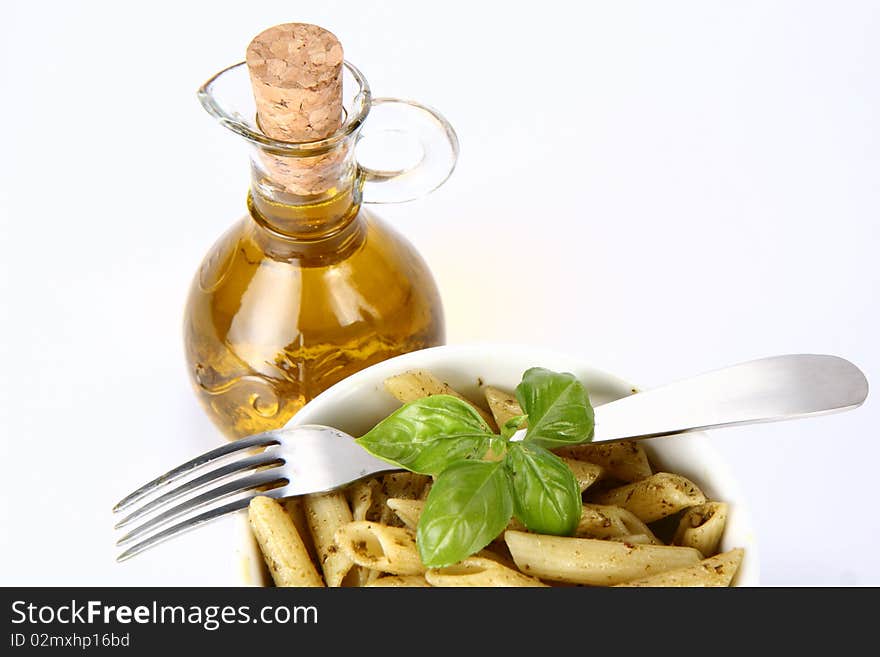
[{"left": 184, "top": 192, "right": 444, "bottom": 439}]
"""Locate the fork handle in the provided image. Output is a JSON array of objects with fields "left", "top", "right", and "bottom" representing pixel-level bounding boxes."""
[{"left": 591, "top": 354, "right": 868, "bottom": 443}]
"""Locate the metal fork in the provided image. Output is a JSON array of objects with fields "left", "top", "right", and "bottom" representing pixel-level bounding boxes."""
[
  {"left": 113, "top": 426, "right": 399, "bottom": 561},
  {"left": 113, "top": 354, "right": 868, "bottom": 561}
]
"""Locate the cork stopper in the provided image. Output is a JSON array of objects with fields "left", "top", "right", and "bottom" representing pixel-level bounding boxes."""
[
  {"left": 246, "top": 23, "right": 344, "bottom": 143},
  {"left": 244, "top": 24, "right": 349, "bottom": 198}
]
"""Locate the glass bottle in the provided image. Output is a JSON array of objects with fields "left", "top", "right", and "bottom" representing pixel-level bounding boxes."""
[{"left": 185, "top": 61, "right": 457, "bottom": 439}]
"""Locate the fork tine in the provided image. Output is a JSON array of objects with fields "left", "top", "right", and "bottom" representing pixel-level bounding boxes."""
[
  {"left": 116, "top": 492, "right": 284, "bottom": 562},
  {"left": 113, "top": 432, "right": 281, "bottom": 512},
  {"left": 113, "top": 452, "right": 284, "bottom": 529},
  {"left": 116, "top": 470, "right": 287, "bottom": 546}
]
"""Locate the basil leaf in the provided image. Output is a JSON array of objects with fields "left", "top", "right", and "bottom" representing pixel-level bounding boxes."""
[
  {"left": 356, "top": 395, "right": 494, "bottom": 476},
  {"left": 515, "top": 367, "right": 594, "bottom": 448},
  {"left": 505, "top": 443, "right": 581, "bottom": 535},
  {"left": 417, "top": 460, "right": 514, "bottom": 568},
  {"left": 500, "top": 414, "right": 527, "bottom": 440}
]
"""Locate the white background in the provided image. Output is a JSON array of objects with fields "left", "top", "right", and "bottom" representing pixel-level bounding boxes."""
[{"left": 1, "top": 1, "right": 877, "bottom": 586}]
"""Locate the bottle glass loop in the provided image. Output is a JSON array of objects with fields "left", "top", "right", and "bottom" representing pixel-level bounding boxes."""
[{"left": 186, "top": 61, "right": 456, "bottom": 438}]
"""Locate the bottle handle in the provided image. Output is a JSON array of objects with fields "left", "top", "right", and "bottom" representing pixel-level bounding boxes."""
[{"left": 356, "top": 98, "right": 459, "bottom": 204}]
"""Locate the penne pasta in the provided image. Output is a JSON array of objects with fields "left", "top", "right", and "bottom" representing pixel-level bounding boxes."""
[
  {"left": 343, "top": 480, "right": 383, "bottom": 585},
  {"left": 591, "top": 472, "right": 707, "bottom": 522},
  {"left": 303, "top": 491, "right": 355, "bottom": 587},
  {"left": 554, "top": 440, "right": 652, "bottom": 482},
  {"left": 426, "top": 556, "right": 547, "bottom": 587},
  {"left": 474, "top": 546, "right": 518, "bottom": 569},
  {"left": 381, "top": 472, "right": 432, "bottom": 500},
  {"left": 386, "top": 497, "right": 424, "bottom": 531},
  {"left": 281, "top": 497, "right": 320, "bottom": 569},
  {"left": 562, "top": 458, "right": 604, "bottom": 493},
  {"left": 673, "top": 502, "right": 729, "bottom": 557},
  {"left": 484, "top": 385, "right": 525, "bottom": 428},
  {"left": 365, "top": 575, "right": 431, "bottom": 587},
  {"left": 615, "top": 548, "right": 744, "bottom": 587},
  {"left": 505, "top": 530, "right": 702, "bottom": 586},
  {"left": 386, "top": 497, "right": 662, "bottom": 548},
  {"left": 347, "top": 479, "right": 379, "bottom": 522},
  {"left": 577, "top": 504, "right": 660, "bottom": 543},
  {"left": 383, "top": 369, "right": 497, "bottom": 430},
  {"left": 608, "top": 533, "right": 658, "bottom": 546},
  {"left": 367, "top": 478, "right": 391, "bottom": 524},
  {"left": 358, "top": 566, "right": 382, "bottom": 586},
  {"left": 334, "top": 521, "right": 425, "bottom": 576},
  {"left": 379, "top": 472, "right": 432, "bottom": 526},
  {"left": 248, "top": 496, "right": 324, "bottom": 587}
]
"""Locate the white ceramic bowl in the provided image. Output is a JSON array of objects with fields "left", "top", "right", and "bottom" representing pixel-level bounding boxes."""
[{"left": 240, "top": 344, "right": 759, "bottom": 585}]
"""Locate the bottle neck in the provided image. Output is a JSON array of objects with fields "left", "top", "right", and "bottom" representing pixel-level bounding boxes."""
[
  {"left": 248, "top": 176, "right": 362, "bottom": 240},
  {"left": 246, "top": 176, "right": 367, "bottom": 266},
  {"left": 247, "top": 134, "right": 363, "bottom": 240}
]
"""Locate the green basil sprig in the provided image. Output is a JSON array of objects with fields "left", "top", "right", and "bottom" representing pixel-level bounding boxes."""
[{"left": 356, "top": 367, "right": 594, "bottom": 568}]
